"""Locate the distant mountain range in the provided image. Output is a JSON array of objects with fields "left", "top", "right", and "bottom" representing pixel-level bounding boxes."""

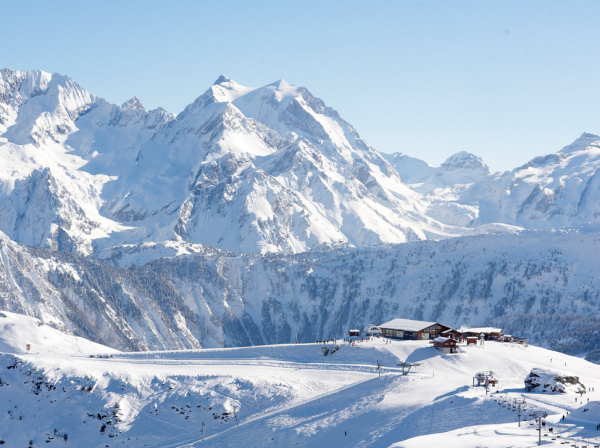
[{"left": 1, "top": 68, "right": 600, "bottom": 359}]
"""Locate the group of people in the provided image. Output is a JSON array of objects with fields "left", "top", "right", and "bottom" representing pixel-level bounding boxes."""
[{"left": 315, "top": 338, "right": 337, "bottom": 344}]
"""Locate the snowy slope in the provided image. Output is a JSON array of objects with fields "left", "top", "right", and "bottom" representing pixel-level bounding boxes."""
[
  {"left": 0, "top": 338, "right": 598, "bottom": 447},
  {"left": 0, "top": 311, "right": 118, "bottom": 355},
  {"left": 382, "top": 152, "right": 439, "bottom": 184},
  {"left": 417, "top": 151, "right": 491, "bottom": 193}
]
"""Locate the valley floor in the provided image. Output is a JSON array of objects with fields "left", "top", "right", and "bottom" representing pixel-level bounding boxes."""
[{"left": 1, "top": 335, "right": 599, "bottom": 447}]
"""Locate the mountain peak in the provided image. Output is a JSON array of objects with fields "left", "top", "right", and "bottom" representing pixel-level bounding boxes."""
[
  {"left": 213, "top": 75, "right": 231, "bottom": 85},
  {"left": 267, "top": 79, "right": 293, "bottom": 91},
  {"left": 122, "top": 96, "right": 145, "bottom": 111},
  {"left": 560, "top": 132, "right": 600, "bottom": 154},
  {"left": 441, "top": 151, "right": 490, "bottom": 175}
]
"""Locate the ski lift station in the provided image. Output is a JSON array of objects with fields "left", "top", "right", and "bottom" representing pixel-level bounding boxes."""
[
  {"left": 473, "top": 371, "right": 499, "bottom": 388},
  {"left": 363, "top": 324, "right": 381, "bottom": 336}
]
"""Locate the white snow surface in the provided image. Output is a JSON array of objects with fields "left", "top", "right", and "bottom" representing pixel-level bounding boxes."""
[
  {"left": 0, "top": 311, "right": 118, "bottom": 355},
  {"left": 0, "top": 328, "right": 599, "bottom": 447}
]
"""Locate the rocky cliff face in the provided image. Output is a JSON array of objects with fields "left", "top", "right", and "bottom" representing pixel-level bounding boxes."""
[{"left": 3, "top": 226, "right": 600, "bottom": 352}]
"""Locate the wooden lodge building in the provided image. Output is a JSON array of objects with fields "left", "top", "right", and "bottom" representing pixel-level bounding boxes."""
[
  {"left": 460, "top": 327, "right": 503, "bottom": 341},
  {"left": 378, "top": 318, "right": 453, "bottom": 340},
  {"left": 440, "top": 328, "right": 463, "bottom": 339}
]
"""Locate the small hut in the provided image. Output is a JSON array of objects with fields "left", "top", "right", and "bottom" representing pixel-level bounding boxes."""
[{"left": 432, "top": 337, "right": 458, "bottom": 354}]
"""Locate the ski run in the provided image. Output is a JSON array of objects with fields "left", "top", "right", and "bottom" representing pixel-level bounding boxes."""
[{"left": 0, "top": 311, "right": 599, "bottom": 447}]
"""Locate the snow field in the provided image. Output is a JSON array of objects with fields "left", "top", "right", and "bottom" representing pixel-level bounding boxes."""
[{"left": 1, "top": 319, "right": 599, "bottom": 447}]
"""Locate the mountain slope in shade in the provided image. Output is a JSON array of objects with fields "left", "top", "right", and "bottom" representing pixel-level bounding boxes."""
[{"left": 3, "top": 224, "right": 600, "bottom": 354}]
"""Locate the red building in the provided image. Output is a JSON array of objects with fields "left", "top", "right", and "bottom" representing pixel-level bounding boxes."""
[{"left": 432, "top": 337, "right": 458, "bottom": 354}]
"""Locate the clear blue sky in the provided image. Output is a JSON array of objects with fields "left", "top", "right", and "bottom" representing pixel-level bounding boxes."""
[{"left": 2, "top": 0, "right": 600, "bottom": 172}]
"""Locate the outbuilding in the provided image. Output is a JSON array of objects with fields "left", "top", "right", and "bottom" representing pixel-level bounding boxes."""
[
  {"left": 466, "top": 336, "right": 478, "bottom": 345},
  {"left": 432, "top": 337, "right": 458, "bottom": 354},
  {"left": 378, "top": 318, "right": 452, "bottom": 341},
  {"left": 349, "top": 329, "right": 360, "bottom": 337}
]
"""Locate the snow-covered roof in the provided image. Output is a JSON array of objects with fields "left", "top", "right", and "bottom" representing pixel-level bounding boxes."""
[
  {"left": 349, "top": 329, "right": 360, "bottom": 332},
  {"left": 378, "top": 318, "right": 437, "bottom": 332},
  {"left": 462, "top": 327, "right": 502, "bottom": 334},
  {"left": 432, "top": 337, "right": 455, "bottom": 343}
]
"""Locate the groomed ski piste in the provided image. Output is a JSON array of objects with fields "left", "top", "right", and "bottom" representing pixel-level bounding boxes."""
[{"left": 0, "top": 311, "right": 599, "bottom": 447}]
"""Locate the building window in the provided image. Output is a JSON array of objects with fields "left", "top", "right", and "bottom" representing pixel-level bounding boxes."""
[{"left": 422, "top": 332, "right": 429, "bottom": 340}]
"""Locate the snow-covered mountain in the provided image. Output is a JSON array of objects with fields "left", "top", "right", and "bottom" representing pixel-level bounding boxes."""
[
  {"left": 0, "top": 68, "right": 475, "bottom": 257},
  {"left": 381, "top": 152, "right": 439, "bottom": 184},
  {"left": 3, "top": 67, "right": 600, "bottom": 364},
  {"left": 4, "top": 68, "right": 600, "bottom": 258},
  {"left": 387, "top": 133, "right": 600, "bottom": 231},
  {"left": 463, "top": 132, "right": 600, "bottom": 229}
]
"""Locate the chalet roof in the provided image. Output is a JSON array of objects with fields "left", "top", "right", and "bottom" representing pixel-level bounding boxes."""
[
  {"left": 432, "top": 337, "right": 455, "bottom": 343},
  {"left": 378, "top": 318, "right": 437, "bottom": 332}
]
